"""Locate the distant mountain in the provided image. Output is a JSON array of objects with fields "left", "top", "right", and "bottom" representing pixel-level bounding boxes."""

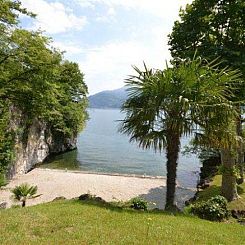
[{"left": 88, "top": 87, "right": 128, "bottom": 108}]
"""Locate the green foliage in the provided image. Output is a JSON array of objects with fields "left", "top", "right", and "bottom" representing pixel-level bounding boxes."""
[
  {"left": 11, "top": 183, "right": 38, "bottom": 201},
  {"left": 218, "top": 165, "right": 240, "bottom": 178},
  {"left": 120, "top": 57, "right": 240, "bottom": 152},
  {"left": 11, "top": 183, "right": 38, "bottom": 207},
  {"left": 190, "top": 195, "right": 230, "bottom": 221},
  {"left": 196, "top": 175, "right": 245, "bottom": 210},
  {"left": 0, "top": 173, "right": 6, "bottom": 187},
  {"left": 0, "top": 0, "right": 88, "bottom": 178},
  {"left": 0, "top": 102, "right": 15, "bottom": 183},
  {"left": 0, "top": 0, "right": 34, "bottom": 27},
  {"left": 169, "top": 0, "right": 245, "bottom": 77},
  {"left": 129, "top": 197, "right": 148, "bottom": 211},
  {"left": 46, "top": 61, "right": 88, "bottom": 136},
  {"left": 198, "top": 149, "right": 220, "bottom": 161}
]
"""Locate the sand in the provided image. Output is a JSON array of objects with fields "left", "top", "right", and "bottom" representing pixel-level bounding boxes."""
[{"left": 0, "top": 168, "right": 196, "bottom": 209}]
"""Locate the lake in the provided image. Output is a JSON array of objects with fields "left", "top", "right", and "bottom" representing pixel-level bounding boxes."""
[{"left": 41, "top": 109, "right": 200, "bottom": 188}]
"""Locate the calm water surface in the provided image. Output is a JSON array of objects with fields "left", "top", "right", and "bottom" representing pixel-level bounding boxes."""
[{"left": 41, "top": 109, "right": 200, "bottom": 188}]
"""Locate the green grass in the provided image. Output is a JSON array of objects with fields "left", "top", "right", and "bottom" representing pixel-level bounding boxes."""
[
  {"left": 0, "top": 199, "right": 244, "bottom": 244},
  {"left": 196, "top": 175, "right": 245, "bottom": 210}
]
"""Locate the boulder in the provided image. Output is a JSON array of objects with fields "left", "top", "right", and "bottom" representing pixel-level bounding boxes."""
[
  {"left": 0, "top": 202, "right": 7, "bottom": 209},
  {"left": 78, "top": 194, "right": 91, "bottom": 201},
  {"left": 78, "top": 194, "right": 106, "bottom": 203},
  {"left": 52, "top": 196, "right": 66, "bottom": 202},
  {"left": 94, "top": 196, "right": 106, "bottom": 204},
  {"left": 231, "top": 209, "right": 245, "bottom": 219}
]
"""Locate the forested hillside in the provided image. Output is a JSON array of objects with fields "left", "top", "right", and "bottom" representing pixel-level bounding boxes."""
[{"left": 89, "top": 87, "right": 127, "bottom": 108}]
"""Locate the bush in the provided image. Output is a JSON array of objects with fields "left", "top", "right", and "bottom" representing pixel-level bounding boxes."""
[
  {"left": 190, "top": 195, "right": 230, "bottom": 221},
  {"left": 129, "top": 197, "right": 148, "bottom": 211}
]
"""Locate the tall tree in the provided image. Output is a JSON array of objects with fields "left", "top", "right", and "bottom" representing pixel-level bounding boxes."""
[
  {"left": 169, "top": 0, "right": 245, "bottom": 186},
  {"left": 169, "top": 0, "right": 245, "bottom": 75},
  {"left": 120, "top": 57, "right": 239, "bottom": 210},
  {"left": 195, "top": 115, "right": 240, "bottom": 201},
  {"left": 0, "top": 0, "right": 88, "bottom": 184}
]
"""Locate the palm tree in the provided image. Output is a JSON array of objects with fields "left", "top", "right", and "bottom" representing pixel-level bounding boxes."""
[
  {"left": 11, "top": 183, "right": 39, "bottom": 207},
  {"left": 120, "top": 57, "right": 240, "bottom": 210},
  {"left": 196, "top": 117, "right": 240, "bottom": 201}
]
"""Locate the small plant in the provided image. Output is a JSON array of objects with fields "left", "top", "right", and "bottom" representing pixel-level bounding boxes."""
[
  {"left": 11, "top": 183, "right": 40, "bottom": 207},
  {"left": 190, "top": 195, "right": 230, "bottom": 221},
  {"left": 129, "top": 197, "right": 148, "bottom": 211}
]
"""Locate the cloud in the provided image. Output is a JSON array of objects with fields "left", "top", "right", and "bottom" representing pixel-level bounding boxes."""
[
  {"left": 52, "top": 41, "right": 84, "bottom": 55},
  {"left": 116, "top": 0, "right": 193, "bottom": 18},
  {"left": 76, "top": 0, "right": 193, "bottom": 19},
  {"left": 75, "top": 0, "right": 95, "bottom": 8},
  {"left": 95, "top": 6, "right": 116, "bottom": 22},
  {"left": 76, "top": 0, "right": 193, "bottom": 94},
  {"left": 79, "top": 28, "right": 169, "bottom": 94},
  {"left": 21, "top": 0, "right": 87, "bottom": 34}
]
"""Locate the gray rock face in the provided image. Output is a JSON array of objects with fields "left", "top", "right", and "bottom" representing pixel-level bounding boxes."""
[
  {"left": 47, "top": 133, "right": 77, "bottom": 153},
  {"left": 8, "top": 120, "right": 49, "bottom": 177},
  {"left": 7, "top": 108, "right": 77, "bottom": 178}
]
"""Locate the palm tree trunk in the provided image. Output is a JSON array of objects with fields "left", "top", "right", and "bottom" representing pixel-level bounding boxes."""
[
  {"left": 22, "top": 200, "right": 26, "bottom": 207},
  {"left": 165, "top": 128, "right": 180, "bottom": 211},
  {"left": 221, "top": 148, "right": 239, "bottom": 201},
  {"left": 237, "top": 141, "right": 244, "bottom": 184},
  {"left": 236, "top": 110, "right": 244, "bottom": 184}
]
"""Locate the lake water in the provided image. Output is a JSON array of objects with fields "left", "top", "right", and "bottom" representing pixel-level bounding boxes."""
[{"left": 41, "top": 109, "right": 200, "bottom": 188}]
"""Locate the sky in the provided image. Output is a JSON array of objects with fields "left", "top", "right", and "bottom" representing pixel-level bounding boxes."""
[{"left": 20, "top": 0, "right": 192, "bottom": 95}]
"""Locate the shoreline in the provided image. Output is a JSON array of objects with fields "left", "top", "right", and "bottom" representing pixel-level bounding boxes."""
[
  {"left": 36, "top": 167, "right": 166, "bottom": 180},
  {"left": 0, "top": 168, "right": 196, "bottom": 210}
]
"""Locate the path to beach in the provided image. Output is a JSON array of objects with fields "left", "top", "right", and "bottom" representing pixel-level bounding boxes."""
[{"left": 0, "top": 168, "right": 196, "bottom": 209}]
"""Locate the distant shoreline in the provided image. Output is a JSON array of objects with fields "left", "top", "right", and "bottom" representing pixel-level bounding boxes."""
[{"left": 88, "top": 107, "right": 121, "bottom": 110}]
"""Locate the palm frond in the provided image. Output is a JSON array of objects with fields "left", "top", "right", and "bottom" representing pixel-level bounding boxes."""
[
  {"left": 120, "top": 57, "right": 242, "bottom": 152},
  {"left": 11, "top": 183, "right": 38, "bottom": 201}
]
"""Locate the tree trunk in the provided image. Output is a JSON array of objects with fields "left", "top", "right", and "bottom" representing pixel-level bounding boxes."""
[
  {"left": 236, "top": 110, "right": 244, "bottom": 184},
  {"left": 221, "top": 149, "right": 239, "bottom": 201},
  {"left": 237, "top": 141, "right": 244, "bottom": 184},
  {"left": 165, "top": 129, "right": 180, "bottom": 211},
  {"left": 22, "top": 200, "right": 26, "bottom": 207}
]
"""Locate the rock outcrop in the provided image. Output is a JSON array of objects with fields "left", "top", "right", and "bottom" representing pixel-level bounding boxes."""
[{"left": 7, "top": 108, "right": 76, "bottom": 179}]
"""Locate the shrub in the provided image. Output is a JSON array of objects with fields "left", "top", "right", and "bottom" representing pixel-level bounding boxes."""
[
  {"left": 190, "top": 195, "right": 230, "bottom": 221},
  {"left": 129, "top": 197, "right": 148, "bottom": 211},
  {"left": 11, "top": 183, "right": 39, "bottom": 207}
]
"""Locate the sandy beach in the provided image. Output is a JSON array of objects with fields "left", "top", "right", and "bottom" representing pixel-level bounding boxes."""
[{"left": 0, "top": 168, "right": 196, "bottom": 209}]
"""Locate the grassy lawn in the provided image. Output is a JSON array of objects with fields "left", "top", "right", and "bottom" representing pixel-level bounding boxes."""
[
  {"left": 196, "top": 175, "right": 245, "bottom": 210},
  {"left": 0, "top": 199, "right": 244, "bottom": 244}
]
